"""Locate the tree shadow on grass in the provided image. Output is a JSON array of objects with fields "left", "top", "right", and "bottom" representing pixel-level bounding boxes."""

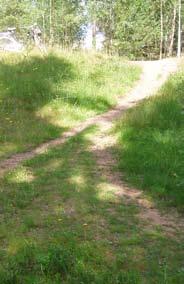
[
  {"left": 0, "top": 52, "right": 117, "bottom": 161},
  {"left": 0, "top": 126, "right": 183, "bottom": 284},
  {"left": 0, "top": 54, "right": 76, "bottom": 160}
]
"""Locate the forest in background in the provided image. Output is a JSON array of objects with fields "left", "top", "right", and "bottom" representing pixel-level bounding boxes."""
[{"left": 0, "top": 0, "right": 183, "bottom": 59}]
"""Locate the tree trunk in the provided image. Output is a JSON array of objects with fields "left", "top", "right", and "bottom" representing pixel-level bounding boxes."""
[
  {"left": 168, "top": 4, "right": 177, "bottom": 57},
  {"left": 42, "top": 12, "right": 46, "bottom": 45},
  {"left": 160, "top": 0, "right": 163, "bottom": 59},
  {"left": 177, "top": 0, "right": 182, "bottom": 57},
  {"left": 92, "top": 21, "right": 97, "bottom": 50},
  {"left": 49, "top": 0, "right": 54, "bottom": 45}
]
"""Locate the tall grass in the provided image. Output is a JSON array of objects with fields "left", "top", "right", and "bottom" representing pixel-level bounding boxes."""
[
  {"left": 114, "top": 69, "right": 184, "bottom": 211},
  {"left": 0, "top": 50, "right": 140, "bottom": 160}
]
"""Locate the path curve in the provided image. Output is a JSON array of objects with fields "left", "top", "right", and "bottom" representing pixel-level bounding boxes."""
[
  {"left": 0, "top": 58, "right": 178, "bottom": 178},
  {"left": 88, "top": 58, "right": 184, "bottom": 235}
]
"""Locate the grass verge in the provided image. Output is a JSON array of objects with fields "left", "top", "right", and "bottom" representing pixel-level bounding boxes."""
[{"left": 114, "top": 68, "right": 184, "bottom": 212}]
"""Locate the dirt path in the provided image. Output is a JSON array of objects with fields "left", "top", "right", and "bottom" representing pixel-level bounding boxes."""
[
  {"left": 90, "top": 129, "right": 184, "bottom": 236},
  {"left": 87, "top": 58, "right": 184, "bottom": 235},
  {"left": 0, "top": 58, "right": 183, "bottom": 233}
]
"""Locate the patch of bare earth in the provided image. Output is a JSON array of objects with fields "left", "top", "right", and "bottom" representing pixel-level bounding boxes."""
[{"left": 0, "top": 58, "right": 183, "bottom": 234}]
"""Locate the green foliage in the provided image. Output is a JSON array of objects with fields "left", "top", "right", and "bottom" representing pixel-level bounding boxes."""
[
  {"left": 0, "top": 0, "right": 86, "bottom": 45},
  {"left": 0, "top": 0, "right": 36, "bottom": 33},
  {"left": 88, "top": 0, "right": 180, "bottom": 58},
  {"left": 0, "top": 0, "right": 183, "bottom": 57},
  {"left": 114, "top": 0, "right": 161, "bottom": 58},
  {"left": 114, "top": 68, "right": 184, "bottom": 211},
  {"left": 35, "top": 0, "right": 86, "bottom": 46}
]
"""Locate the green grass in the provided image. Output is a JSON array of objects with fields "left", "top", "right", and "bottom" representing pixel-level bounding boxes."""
[
  {"left": 0, "top": 50, "right": 140, "bottom": 160},
  {"left": 0, "top": 51, "right": 183, "bottom": 283},
  {"left": 0, "top": 127, "right": 183, "bottom": 284},
  {"left": 114, "top": 68, "right": 184, "bottom": 211}
]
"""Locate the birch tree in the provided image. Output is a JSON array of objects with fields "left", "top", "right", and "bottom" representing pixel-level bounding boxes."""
[
  {"left": 177, "top": 0, "right": 182, "bottom": 57},
  {"left": 168, "top": 2, "right": 177, "bottom": 56},
  {"left": 160, "top": 0, "right": 163, "bottom": 59}
]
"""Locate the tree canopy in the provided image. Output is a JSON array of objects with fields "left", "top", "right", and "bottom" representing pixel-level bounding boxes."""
[{"left": 0, "top": 0, "right": 183, "bottom": 58}]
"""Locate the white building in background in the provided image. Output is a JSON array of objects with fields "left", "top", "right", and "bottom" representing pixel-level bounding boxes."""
[{"left": 82, "top": 23, "right": 105, "bottom": 50}]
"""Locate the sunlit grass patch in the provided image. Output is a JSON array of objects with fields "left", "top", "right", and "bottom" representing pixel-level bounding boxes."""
[
  {"left": 69, "top": 173, "right": 86, "bottom": 188},
  {"left": 97, "top": 182, "right": 118, "bottom": 202},
  {"left": 8, "top": 167, "right": 35, "bottom": 184}
]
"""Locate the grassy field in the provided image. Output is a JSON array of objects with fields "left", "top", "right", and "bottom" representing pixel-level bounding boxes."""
[
  {"left": 114, "top": 68, "right": 184, "bottom": 212},
  {"left": 0, "top": 127, "right": 183, "bottom": 284},
  {"left": 0, "top": 50, "right": 140, "bottom": 160},
  {"left": 0, "top": 51, "right": 183, "bottom": 283}
]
